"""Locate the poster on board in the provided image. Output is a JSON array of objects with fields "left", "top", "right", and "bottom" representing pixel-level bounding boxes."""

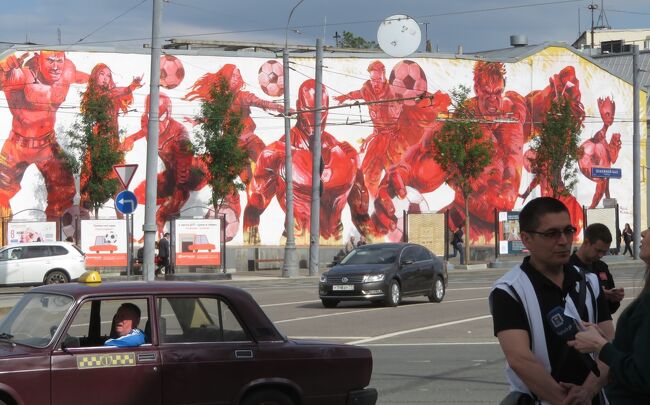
[
  {"left": 174, "top": 218, "right": 221, "bottom": 266},
  {"left": 80, "top": 219, "right": 127, "bottom": 267},
  {"left": 498, "top": 211, "right": 526, "bottom": 255},
  {"left": 6, "top": 222, "right": 57, "bottom": 244}
]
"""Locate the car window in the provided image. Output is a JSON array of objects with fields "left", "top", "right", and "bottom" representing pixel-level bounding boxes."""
[
  {"left": 23, "top": 245, "right": 51, "bottom": 259},
  {"left": 414, "top": 246, "right": 432, "bottom": 262},
  {"left": 64, "top": 298, "right": 149, "bottom": 348},
  {"left": 50, "top": 245, "right": 69, "bottom": 256},
  {"left": 0, "top": 293, "right": 74, "bottom": 348},
  {"left": 340, "top": 247, "right": 400, "bottom": 265},
  {"left": 158, "top": 296, "right": 248, "bottom": 344},
  {"left": 400, "top": 247, "right": 418, "bottom": 264},
  {"left": 0, "top": 247, "right": 24, "bottom": 261}
]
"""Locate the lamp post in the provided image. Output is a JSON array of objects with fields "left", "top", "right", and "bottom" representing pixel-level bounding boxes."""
[{"left": 281, "top": 0, "right": 303, "bottom": 278}]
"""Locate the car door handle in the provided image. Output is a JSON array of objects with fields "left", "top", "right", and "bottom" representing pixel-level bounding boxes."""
[
  {"left": 137, "top": 352, "right": 157, "bottom": 362},
  {"left": 235, "top": 350, "right": 253, "bottom": 359}
]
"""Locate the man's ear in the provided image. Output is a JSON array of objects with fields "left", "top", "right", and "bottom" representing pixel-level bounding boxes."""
[{"left": 520, "top": 231, "right": 533, "bottom": 250}]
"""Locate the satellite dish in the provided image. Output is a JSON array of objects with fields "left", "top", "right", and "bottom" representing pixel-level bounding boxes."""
[{"left": 377, "top": 15, "right": 422, "bottom": 57}]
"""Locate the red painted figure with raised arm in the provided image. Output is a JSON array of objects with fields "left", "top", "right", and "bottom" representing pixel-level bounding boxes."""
[
  {"left": 0, "top": 51, "right": 88, "bottom": 219},
  {"left": 372, "top": 61, "right": 585, "bottom": 243},
  {"left": 244, "top": 79, "right": 374, "bottom": 244}
]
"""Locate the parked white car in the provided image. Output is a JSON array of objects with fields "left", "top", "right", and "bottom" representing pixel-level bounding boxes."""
[{"left": 0, "top": 242, "right": 86, "bottom": 285}]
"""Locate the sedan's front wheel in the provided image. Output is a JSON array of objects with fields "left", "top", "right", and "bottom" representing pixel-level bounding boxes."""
[
  {"left": 241, "top": 389, "right": 294, "bottom": 405},
  {"left": 428, "top": 276, "right": 445, "bottom": 303},
  {"left": 384, "top": 280, "right": 401, "bottom": 307}
]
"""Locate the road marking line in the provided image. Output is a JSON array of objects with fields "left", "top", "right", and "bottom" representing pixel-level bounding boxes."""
[
  {"left": 348, "top": 315, "right": 493, "bottom": 345},
  {"left": 359, "top": 342, "right": 502, "bottom": 347},
  {"left": 261, "top": 300, "right": 319, "bottom": 307},
  {"left": 289, "top": 336, "right": 371, "bottom": 340}
]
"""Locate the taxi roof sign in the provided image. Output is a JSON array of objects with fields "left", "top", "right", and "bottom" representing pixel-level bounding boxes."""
[
  {"left": 78, "top": 270, "right": 102, "bottom": 284},
  {"left": 113, "top": 164, "right": 138, "bottom": 189}
]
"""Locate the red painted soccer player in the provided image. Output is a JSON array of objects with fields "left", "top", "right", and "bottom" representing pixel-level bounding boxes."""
[
  {"left": 372, "top": 61, "right": 585, "bottom": 243},
  {"left": 244, "top": 79, "right": 373, "bottom": 243},
  {"left": 0, "top": 51, "right": 88, "bottom": 219},
  {"left": 79, "top": 63, "right": 143, "bottom": 212},
  {"left": 578, "top": 96, "right": 622, "bottom": 208},
  {"left": 335, "top": 61, "right": 403, "bottom": 198},
  {"left": 123, "top": 93, "right": 208, "bottom": 238}
]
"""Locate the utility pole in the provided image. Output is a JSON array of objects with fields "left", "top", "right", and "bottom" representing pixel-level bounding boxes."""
[
  {"left": 309, "top": 38, "right": 323, "bottom": 276},
  {"left": 282, "top": 0, "right": 303, "bottom": 278},
  {"left": 143, "top": 0, "right": 162, "bottom": 281},
  {"left": 632, "top": 45, "right": 641, "bottom": 259},
  {"left": 588, "top": 2, "right": 598, "bottom": 49},
  {"left": 333, "top": 31, "right": 341, "bottom": 48}
]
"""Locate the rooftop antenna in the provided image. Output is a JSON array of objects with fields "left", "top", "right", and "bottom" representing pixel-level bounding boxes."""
[
  {"left": 588, "top": 2, "right": 598, "bottom": 48},
  {"left": 595, "top": 0, "right": 610, "bottom": 29}
]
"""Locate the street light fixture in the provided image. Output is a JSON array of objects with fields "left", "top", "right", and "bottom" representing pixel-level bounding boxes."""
[{"left": 281, "top": 0, "right": 303, "bottom": 277}]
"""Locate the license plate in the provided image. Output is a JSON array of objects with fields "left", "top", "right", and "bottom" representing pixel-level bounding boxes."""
[{"left": 333, "top": 285, "right": 354, "bottom": 291}]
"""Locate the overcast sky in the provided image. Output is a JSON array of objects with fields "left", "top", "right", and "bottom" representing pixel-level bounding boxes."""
[{"left": 0, "top": 0, "right": 648, "bottom": 53}]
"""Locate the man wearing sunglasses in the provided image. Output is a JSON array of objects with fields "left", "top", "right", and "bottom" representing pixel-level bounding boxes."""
[{"left": 489, "top": 197, "right": 613, "bottom": 405}]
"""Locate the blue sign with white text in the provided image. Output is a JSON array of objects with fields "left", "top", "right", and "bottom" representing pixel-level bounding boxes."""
[
  {"left": 591, "top": 167, "right": 621, "bottom": 179},
  {"left": 115, "top": 190, "right": 138, "bottom": 214}
]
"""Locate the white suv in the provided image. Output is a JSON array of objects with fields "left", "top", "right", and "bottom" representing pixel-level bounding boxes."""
[{"left": 0, "top": 242, "right": 86, "bottom": 285}]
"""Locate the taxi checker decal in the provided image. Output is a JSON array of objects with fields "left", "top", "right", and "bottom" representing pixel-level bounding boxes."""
[{"left": 76, "top": 353, "right": 136, "bottom": 369}]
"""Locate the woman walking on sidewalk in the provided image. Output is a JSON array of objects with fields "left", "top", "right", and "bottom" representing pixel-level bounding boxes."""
[{"left": 622, "top": 223, "right": 633, "bottom": 257}]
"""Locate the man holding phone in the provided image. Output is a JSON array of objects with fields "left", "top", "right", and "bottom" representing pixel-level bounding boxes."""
[
  {"left": 570, "top": 223, "right": 625, "bottom": 315},
  {"left": 489, "top": 197, "right": 613, "bottom": 405}
]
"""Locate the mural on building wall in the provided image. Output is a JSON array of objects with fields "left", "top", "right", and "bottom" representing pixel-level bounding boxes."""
[{"left": 0, "top": 46, "right": 645, "bottom": 245}]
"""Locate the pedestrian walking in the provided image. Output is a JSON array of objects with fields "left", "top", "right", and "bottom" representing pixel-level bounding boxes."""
[
  {"left": 490, "top": 197, "right": 613, "bottom": 405},
  {"left": 622, "top": 223, "right": 633, "bottom": 257},
  {"left": 157, "top": 233, "right": 170, "bottom": 275},
  {"left": 447, "top": 227, "right": 465, "bottom": 265}
]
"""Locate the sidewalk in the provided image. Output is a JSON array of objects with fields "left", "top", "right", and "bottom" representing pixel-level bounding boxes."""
[{"left": 101, "top": 254, "right": 644, "bottom": 283}]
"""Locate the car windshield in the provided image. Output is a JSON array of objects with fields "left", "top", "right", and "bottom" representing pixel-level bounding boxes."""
[
  {"left": 0, "top": 293, "right": 74, "bottom": 348},
  {"left": 340, "top": 247, "right": 400, "bottom": 265}
]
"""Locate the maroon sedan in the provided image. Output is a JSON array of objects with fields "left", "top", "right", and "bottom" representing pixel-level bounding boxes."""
[{"left": 0, "top": 278, "right": 377, "bottom": 405}]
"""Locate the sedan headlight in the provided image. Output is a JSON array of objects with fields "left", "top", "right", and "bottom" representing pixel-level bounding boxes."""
[
  {"left": 363, "top": 274, "right": 385, "bottom": 283},
  {"left": 319, "top": 274, "right": 327, "bottom": 283}
]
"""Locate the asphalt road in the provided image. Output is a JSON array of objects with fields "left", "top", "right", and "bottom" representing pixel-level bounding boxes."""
[{"left": 0, "top": 263, "right": 646, "bottom": 404}]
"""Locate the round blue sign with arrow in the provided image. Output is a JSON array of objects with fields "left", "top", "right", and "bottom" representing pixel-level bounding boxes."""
[{"left": 115, "top": 190, "right": 138, "bottom": 215}]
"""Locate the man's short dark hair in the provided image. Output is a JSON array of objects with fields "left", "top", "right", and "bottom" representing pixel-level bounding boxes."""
[
  {"left": 519, "top": 197, "right": 569, "bottom": 232},
  {"left": 163, "top": 232, "right": 170, "bottom": 237},
  {"left": 120, "top": 303, "right": 141, "bottom": 320},
  {"left": 583, "top": 223, "right": 612, "bottom": 245}
]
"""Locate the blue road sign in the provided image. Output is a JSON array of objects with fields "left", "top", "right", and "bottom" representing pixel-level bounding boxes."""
[
  {"left": 115, "top": 190, "right": 138, "bottom": 214},
  {"left": 591, "top": 167, "right": 622, "bottom": 179}
]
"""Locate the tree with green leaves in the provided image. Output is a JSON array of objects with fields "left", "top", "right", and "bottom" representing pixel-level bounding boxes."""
[
  {"left": 339, "top": 31, "right": 378, "bottom": 49},
  {"left": 526, "top": 96, "right": 583, "bottom": 199},
  {"left": 432, "top": 85, "right": 494, "bottom": 264},
  {"left": 192, "top": 77, "right": 248, "bottom": 214},
  {"left": 64, "top": 73, "right": 126, "bottom": 218}
]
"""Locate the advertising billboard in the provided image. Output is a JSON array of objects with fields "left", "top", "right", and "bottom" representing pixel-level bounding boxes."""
[
  {"left": 498, "top": 211, "right": 526, "bottom": 255},
  {"left": 80, "top": 219, "right": 127, "bottom": 267},
  {"left": 174, "top": 218, "right": 221, "bottom": 266},
  {"left": 6, "top": 221, "right": 57, "bottom": 244}
]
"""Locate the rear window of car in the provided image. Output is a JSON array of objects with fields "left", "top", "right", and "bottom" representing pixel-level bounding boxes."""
[
  {"left": 50, "top": 245, "right": 69, "bottom": 256},
  {"left": 414, "top": 246, "right": 432, "bottom": 262},
  {"left": 158, "top": 296, "right": 249, "bottom": 344}
]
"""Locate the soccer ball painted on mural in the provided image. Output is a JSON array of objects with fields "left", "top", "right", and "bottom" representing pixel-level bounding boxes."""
[
  {"left": 258, "top": 60, "right": 284, "bottom": 97},
  {"left": 160, "top": 54, "right": 185, "bottom": 89},
  {"left": 0, "top": 46, "right": 645, "bottom": 246}
]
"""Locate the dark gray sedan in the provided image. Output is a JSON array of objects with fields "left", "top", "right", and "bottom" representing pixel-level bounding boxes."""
[{"left": 319, "top": 243, "right": 448, "bottom": 307}]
